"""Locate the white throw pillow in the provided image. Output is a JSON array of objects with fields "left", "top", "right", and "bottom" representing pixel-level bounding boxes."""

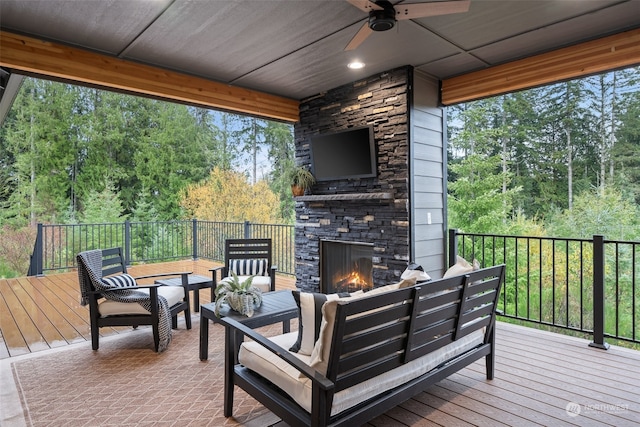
[
  {"left": 100, "top": 273, "right": 137, "bottom": 289},
  {"left": 443, "top": 256, "right": 479, "bottom": 278}
]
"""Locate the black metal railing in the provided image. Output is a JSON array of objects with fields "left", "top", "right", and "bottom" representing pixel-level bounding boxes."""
[
  {"left": 449, "top": 229, "right": 639, "bottom": 347},
  {"left": 28, "top": 220, "right": 296, "bottom": 276}
]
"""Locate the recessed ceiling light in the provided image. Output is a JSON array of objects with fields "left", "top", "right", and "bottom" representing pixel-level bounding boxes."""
[{"left": 348, "top": 61, "right": 365, "bottom": 70}]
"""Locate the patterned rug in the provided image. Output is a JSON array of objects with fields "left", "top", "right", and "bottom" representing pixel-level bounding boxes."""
[{"left": 2, "top": 317, "right": 288, "bottom": 427}]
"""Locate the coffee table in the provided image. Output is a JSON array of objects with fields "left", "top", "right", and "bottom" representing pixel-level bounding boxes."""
[
  {"left": 155, "top": 274, "right": 214, "bottom": 312},
  {"left": 199, "top": 290, "right": 297, "bottom": 361}
]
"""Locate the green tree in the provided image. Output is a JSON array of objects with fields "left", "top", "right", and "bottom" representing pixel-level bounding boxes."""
[
  {"left": 134, "top": 102, "right": 211, "bottom": 219},
  {"left": 265, "top": 121, "right": 295, "bottom": 222},
  {"left": 448, "top": 154, "right": 520, "bottom": 233},
  {"left": 546, "top": 188, "right": 639, "bottom": 240},
  {"left": 80, "top": 181, "right": 128, "bottom": 224}
]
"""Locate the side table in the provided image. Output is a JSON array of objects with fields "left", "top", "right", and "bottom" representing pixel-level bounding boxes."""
[
  {"left": 155, "top": 274, "right": 214, "bottom": 312},
  {"left": 199, "top": 290, "right": 297, "bottom": 361}
]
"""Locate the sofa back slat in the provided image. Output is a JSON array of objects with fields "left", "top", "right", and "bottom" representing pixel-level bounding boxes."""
[
  {"left": 410, "top": 333, "right": 457, "bottom": 361},
  {"left": 415, "top": 303, "right": 459, "bottom": 330},
  {"left": 468, "top": 275, "right": 502, "bottom": 294},
  {"left": 343, "top": 302, "right": 412, "bottom": 336},
  {"left": 414, "top": 317, "right": 456, "bottom": 343},
  {"left": 336, "top": 351, "right": 406, "bottom": 392},
  {"left": 457, "top": 315, "right": 492, "bottom": 341},
  {"left": 341, "top": 320, "right": 408, "bottom": 355},
  {"left": 338, "top": 333, "right": 406, "bottom": 374}
]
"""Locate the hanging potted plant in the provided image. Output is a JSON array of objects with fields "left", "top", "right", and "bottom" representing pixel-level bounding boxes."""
[
  {"left": 214, "top": 272, "right": 263, "bottom": 317},
  {"left": 289, "top": 166, "right": 316, "bottom": 197}
]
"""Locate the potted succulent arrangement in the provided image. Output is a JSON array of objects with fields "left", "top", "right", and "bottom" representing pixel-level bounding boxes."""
[
  {"left": 289, "top": 166, "right": 316, "bottom": 197},
  {"left": 214, "top": 272, "right": 263, "bottom": 317}
]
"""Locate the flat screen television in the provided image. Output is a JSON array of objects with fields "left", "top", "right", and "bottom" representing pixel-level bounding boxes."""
[{"left": 310, "top": 126, "right": 377, "bottom": 181}]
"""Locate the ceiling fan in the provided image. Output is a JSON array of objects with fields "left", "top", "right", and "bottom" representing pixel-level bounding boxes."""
[{"left": 345, "top": 0, "right": 471, "bottom": 50}]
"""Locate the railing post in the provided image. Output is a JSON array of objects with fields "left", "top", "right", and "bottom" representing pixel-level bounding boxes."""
[
  {"left": 28, "top": 223, "right": 44, "bottom": 276},
  {"left": 124, "top": 220, "right": 131, "bottom": 266},
  {"left": 244, "top": 220, "right": 251, "bottom": 239},
  {"left": 448, "top": 228, "right": 458, "bottom": 268},
  {"left": 590, "top": 234, "right": 609, "bottom": 350},
  {"left": 192, "top": 218, "right": 199, "bottom": 260}
]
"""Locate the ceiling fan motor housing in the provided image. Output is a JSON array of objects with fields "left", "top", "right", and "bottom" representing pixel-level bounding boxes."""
[{"left": 368, "top": 1, "right": 396, "bottom": 31}]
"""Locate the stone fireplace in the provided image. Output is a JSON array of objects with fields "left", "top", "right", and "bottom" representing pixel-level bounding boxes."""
[
  {"left": 293, "top": 67, "right": 413, "bottom": 293},
  {"left": 320, "top": 240, "right": 373, "bottom": 294}
]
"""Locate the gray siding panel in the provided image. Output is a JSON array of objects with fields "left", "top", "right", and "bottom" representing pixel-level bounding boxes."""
[{"left": 410, "top": 69, "right": 446, "bottom": 276}]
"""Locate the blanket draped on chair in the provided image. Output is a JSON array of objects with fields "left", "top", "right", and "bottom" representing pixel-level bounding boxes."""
[{"left": 77, "top": 250, "right": 173, "bottom": 352}]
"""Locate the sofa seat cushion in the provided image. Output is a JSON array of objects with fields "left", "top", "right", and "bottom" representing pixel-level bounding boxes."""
[
  {"left": 220, "top": 275, "right": 271, "bottom": 293},
  {"left": 99, "top": 285, "right": 185, "bottom": 316},
  {"left": 238, "top": 328, "right": 484, "bottom": 417}
]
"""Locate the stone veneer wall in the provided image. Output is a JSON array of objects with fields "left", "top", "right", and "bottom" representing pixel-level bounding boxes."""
[{"left": 293, "top": 66, "right": 412, "bottom": 293}]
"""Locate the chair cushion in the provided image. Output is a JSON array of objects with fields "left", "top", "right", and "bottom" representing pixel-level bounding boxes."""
[
  {"left": 229, "top": 258, "right": 269, "bottom": 276},
  {"left": 99, "top": 285, "right": 185, "bottom": 316},
  {"left": 101, "top": 273, "right": 137, "bottom": 289},
  {"left": 289, "top": 291, "right": 359, "bottom": 355}
]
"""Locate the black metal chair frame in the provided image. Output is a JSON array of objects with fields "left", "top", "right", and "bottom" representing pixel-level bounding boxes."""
[
  {"left": 211, "top": 239, "right": 277, "bottom": 294},
  {"left": 78, "top": 247, "right": 192, "bottom": 351}
]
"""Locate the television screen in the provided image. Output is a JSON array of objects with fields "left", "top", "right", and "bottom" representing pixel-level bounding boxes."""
[{"left": 310, "top": 126, "right": 376, "bottom": 181}]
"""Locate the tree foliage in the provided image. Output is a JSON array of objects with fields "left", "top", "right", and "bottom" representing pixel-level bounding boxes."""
[
  {"left": 180, "top": 167, "right": 280, "bottom": 223},
  {"left": 0, "top": 78, "right": 297, "bottom": 227},
  {"left": 448, "top": 65, "right": 640, "bottom": 234}
]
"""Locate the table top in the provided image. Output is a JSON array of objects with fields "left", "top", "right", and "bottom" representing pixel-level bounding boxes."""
[
  {"left": 155, "top": 274, "right": 213, "bottom": 286},
  {"left": 201, "top": 290, "right": 297, "bottom": 328}
]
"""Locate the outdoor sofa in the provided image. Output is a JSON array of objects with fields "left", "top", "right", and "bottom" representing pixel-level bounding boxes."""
[{"left": 221, "top": 264, "right": 505, "bottom": 427}]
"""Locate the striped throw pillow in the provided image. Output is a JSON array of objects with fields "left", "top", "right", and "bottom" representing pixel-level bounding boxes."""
[
  {"left": 101, "top": 273, "right": 137, "bottom": 289},
  {"left": 229, "top": 258, "right": 268, "bottom": 276}
]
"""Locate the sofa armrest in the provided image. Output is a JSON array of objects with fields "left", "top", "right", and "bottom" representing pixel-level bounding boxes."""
[{"left": 221, "top": 316, "right": 335, "bottom": 391}]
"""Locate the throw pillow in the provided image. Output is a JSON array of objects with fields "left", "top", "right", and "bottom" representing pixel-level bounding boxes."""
[
  {"left": 289, "top": 290, "right": 352, "bottom": 355},
  {"left": 442, "top": 255, "right": 479, "bottom": 278},
  {"left": 101, "top": 273, "right": 137, "bottom": 289},
  {"left": 229, "top": 258, "right": 268, "bottom": 276}
]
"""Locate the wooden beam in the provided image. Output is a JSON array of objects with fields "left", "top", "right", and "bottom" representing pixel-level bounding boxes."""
[
  {"left": 441, "top": 28, "right": 640, "bottom": 105},
  {"left": 0, "top": 31, "right": 299, "bottom": 122}
]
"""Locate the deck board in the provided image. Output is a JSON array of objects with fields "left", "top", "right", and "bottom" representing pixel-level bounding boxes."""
[{"left": 1, "top": 262, "right": 639, "bottom": 426}]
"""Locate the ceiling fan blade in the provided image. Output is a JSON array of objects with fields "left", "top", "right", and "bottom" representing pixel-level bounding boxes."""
[
  {"left": 396, "top": 0, "right": 471, "bottom": 20},
  {"left": 346, "top": 0, "right": 383, "bottom": 13},
  {"left": 345, "top": 22, "right": 373, "bottom": 51}
]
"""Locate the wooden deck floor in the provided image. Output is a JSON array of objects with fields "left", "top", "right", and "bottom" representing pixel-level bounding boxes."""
[
  {"left": 0, "top": 259, "right": 296, "bottom": 359},
  {"left": 1, "top": 263, "right": 639, "bottom": 425}
]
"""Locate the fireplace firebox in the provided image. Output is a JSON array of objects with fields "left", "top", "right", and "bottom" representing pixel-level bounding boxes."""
[{"left": 320, "top": 240, "right": 374, "bottom": 294}]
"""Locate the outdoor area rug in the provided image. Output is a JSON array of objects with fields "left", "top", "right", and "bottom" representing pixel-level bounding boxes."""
[{"left": 1, "top": 317, "right": 288, "bottom": 426}]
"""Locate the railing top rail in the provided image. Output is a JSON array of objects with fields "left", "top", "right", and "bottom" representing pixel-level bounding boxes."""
[{"left": 453, "top": 230, "right": 594, "bottom": 244}]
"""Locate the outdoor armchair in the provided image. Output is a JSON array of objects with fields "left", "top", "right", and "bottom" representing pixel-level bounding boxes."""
[
  {"left": 76, "top": 247, "right": 191, "bottom": 352},
  {"left": 211, "top": 239, "right": 277, "bottom": 295}
]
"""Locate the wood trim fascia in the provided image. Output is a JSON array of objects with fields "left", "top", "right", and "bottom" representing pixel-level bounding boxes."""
[
  {"left": 0, "top": 31, "right": 300, "bottom": 122},
  {"left": 441, "top": 28, "right": 640, "bottom": 105}
]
